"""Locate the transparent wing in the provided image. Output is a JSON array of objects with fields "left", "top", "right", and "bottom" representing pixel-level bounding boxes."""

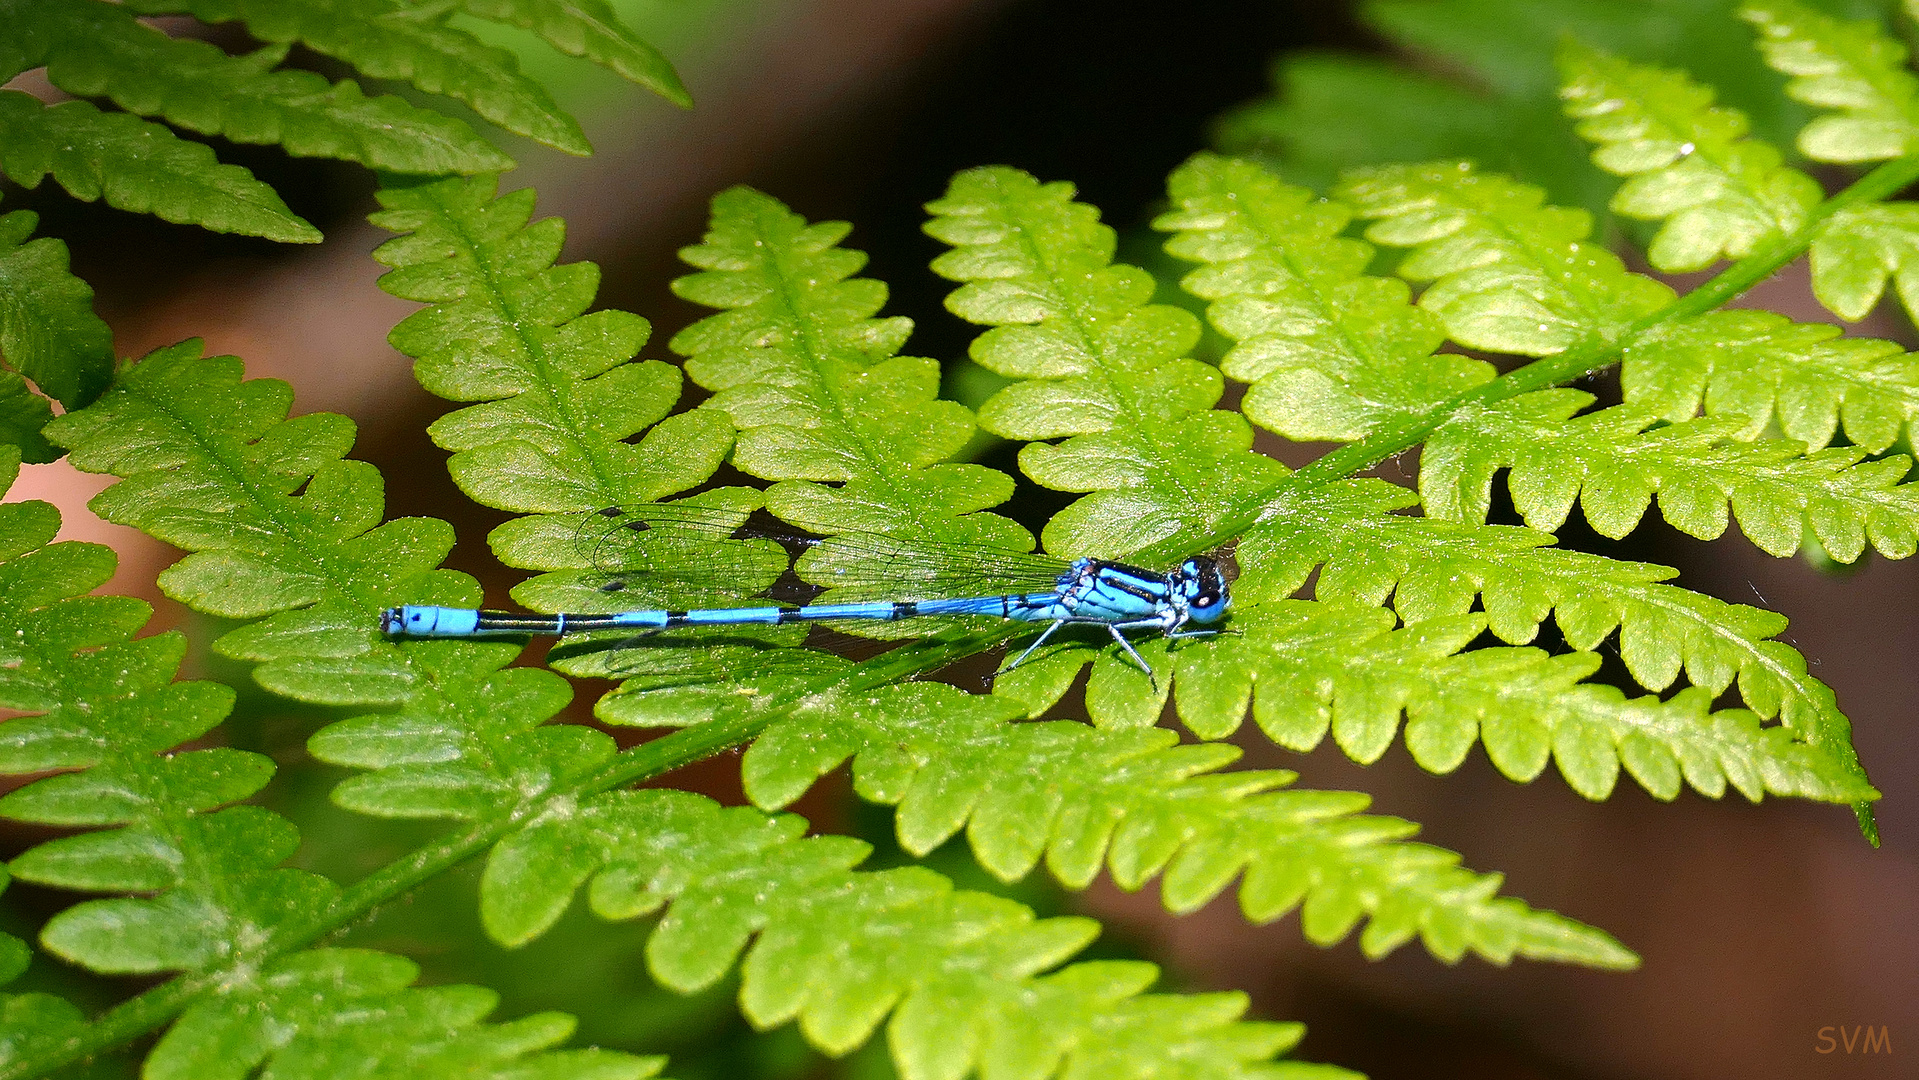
[{"left": 580, "top": 501, "right": 1072, "bottom": 608}]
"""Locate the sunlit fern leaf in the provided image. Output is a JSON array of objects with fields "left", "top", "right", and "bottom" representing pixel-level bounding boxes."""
[
  {"left": 1423, "top": 388, "right": 1919, "bottom": 561},
  {"left": 459, "top": 0, "right": 692, "bottom": 107},
  {"left": 124, "top": 0, "right": 591, "bottom": 154},
  {"left": 1154, "top": 153, "right": 1494, "bottom": 442},
  {"left": 1557, "top": 39, "right": 1822, "bottom": 272},
  {"left": 1238, "top": 479, "right": 1874, "bottom": 803},
  {"left": 375, "top": 175, "right": 731, "bottom": 516},
  {"left": 1742, "top": 0, "right": 1919, "bottom": 162},
  {"left": 1739, "top": 0, "right": 1919, "bottom": 323},
  {"left": 145, "top": 948, "right": 665, "bottom": 1080},
  {"left": 482, "top": 788, "right": 1355, "bottom": 1079},
  {"left": 1622, "top": 309, "right": 1919, "bottom": 452},
  {"left": 925, "top": 165, "right": 1286, "bottom": 557},
  {"left": 1335, "top": 161, "right": 1673, "bottom": 356},
  {"left": 0, "top": 205, "right": 113, "bottom": 412},
  {"left": 0, "top": 91, "right": 320, "bottom": 243},
  {"left": 670, "top": 186, "right": 1014, "bottom": 534},
  {"left": 0, "top": 445, "right": 341, "bottom": 979},
  {"left": 1169, "top": 600, "right": 1870, "bottom": 805},
  {"left": 19, "top": 0, "right": 511, "bottom": 175},
  {"left": 732, "top": 671, "right": 1637, "bottom": 967},
  {"left": 44, "top": 343, "right": 611, "bottom": 822}
]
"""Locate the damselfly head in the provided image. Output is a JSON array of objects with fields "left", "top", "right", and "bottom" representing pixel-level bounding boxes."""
[{"left": 1174, "top": 555, "right": 1231, "bottom": 624}]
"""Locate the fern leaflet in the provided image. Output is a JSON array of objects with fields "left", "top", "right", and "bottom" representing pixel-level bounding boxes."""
[
  {"left": 123, "top": 0, "right": 596, "bottom": 154},
  {"left": 15, "top": 0, "right": 511, "bottom": 175},
  {"left": 926, "top": 166, "right": 1287, "bottom": 558},
  {"left": 0, "top": 91, "right": 320, "bottom": 243},
  {"left": 0, "top": 201, "right": 114, "bottom": 461},
  {"left": 1423, "top": 388, "right": 1919, "bottom": 561},
  {"left": 1558, "top": 39, "right": 1821, "bottom": 272},
  {"left": 1155, "top": 152, "right": 1493, "bottom": 442}
]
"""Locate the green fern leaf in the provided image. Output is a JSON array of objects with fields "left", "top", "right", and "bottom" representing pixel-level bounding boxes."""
[
  {"left": 1335, "top": 161, "right": 1673, "bottom": 356},
  {"left": 0, "top": 92, "right": 320, "bottom": 243},
  {"left": 0, "top": 205, "right": 113, "bottom": 411},
  {"left": 722, "top": 669, "right": 1636, "bottom": 967},
  {"left": 1557, "top": 39, "right": 1822, "bottom": 272},
  {"left": 1623, "top": 309, "right": 1919, "bottom": 452},
  {"left": 374, "top": 175, "right": 731, "bottom": 516},
  {"left": 146, "top": 949, "right": 663, "bottom": 1080},
  {"left": 1171, "top": 599, "right": 1868, "bottom": 805},
  {"left": 128, "top": 0, "right": 591, "bottom": 154},
  {"left": 482, "top": 789, "right": 1349, "bottom": 1079},
  {"left": 1423, "top": 388, "right": 1919, "bottom": 561},
  {"left": 0, "top": 373, "right": 53, "bottom": 464},
  {"left": 1741, "top": 0, "right": 1919, "bottom": 162},
  {"left": 43, "top": 342, "right": 611, "bottom": 822},
  {"left": 1810, "top": 202, "right": 1919, "bottom": 320},
  {"left": 1154, "top": 153, "right": 1493, "bottom": 442},
  {"left": 1238, "top": 479, "right": 1873, "bottom": 802},
  {"left": 459, "top": 0, "right": 692, "bottom": 107},
  {"left": 20, "top": 0, "right": 511, "bottom": 175},
  {"left": 926, "top": 166, "right": 1286, "bottom": 556},
  {"left": 0, "top": 444, "right": 340, "bottom": 977}
]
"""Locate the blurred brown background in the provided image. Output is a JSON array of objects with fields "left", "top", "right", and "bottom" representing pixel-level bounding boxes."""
[{"left": 6, "top": 1, "right": 1914, "bottom": 1078}]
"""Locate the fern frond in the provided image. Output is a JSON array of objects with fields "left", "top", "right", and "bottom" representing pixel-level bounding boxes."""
[
  {"left": 1557, "top": 40, "right": 1821, "bottom": 272},
  {"left": 1739, "top": 0, "right": 1919, "bottom": 322},
  {"left": 1154, "top": 153, "right": 1493, "bottom": 442},
  {"left": 459, "top": 0, "right": 692, "bottom": 107},
  {"left": 1622, "top": 309, "right": 1919, "bottom": 452},
  {"left": 1238, "top": 479, "right": 1874, "bottom": 802},
  {"left": 0, "top": 443, "right": 333, "bottom": 975},
  {"left": 125, "top": 0, "right": 591, "bottom": 154},
  {"left": 43, "top": 342, "right": 607, "bottom": 822},
  {"left": 1741, "top": 0, "right": 1919, "bottom": 163},
  {"left": 0, "top": 91, "right": 320, "bottom": 243},
  {"left": 484, "top": 787, "right": 1352, "bottom": 1079},
  {"left": 925, "top": 166, "right": 1286, "bottom": 557},
  {"left": 728, "top": 669, "right": 1635, "bottom": 967},
  {"left": 0, "top": 204, "right": 112, "bottom": 461},
  {"left": 146, "top": 949, "right": 664, "bottom": 1080},
  {"left": 1334, "top": 161, "right": 1673, "bottom": 356},
  {"left": 1172, "top": 599, "right": 1864, "bottom": 805},
  {"left": 375, "top": 175, "right": 730, "bottom": 517},
  {"left": 17, "top": 0, "right": 510, "bottom": 175},
  {"left": 1423, "top": 388, "right": 1919, "bottom": 561}
]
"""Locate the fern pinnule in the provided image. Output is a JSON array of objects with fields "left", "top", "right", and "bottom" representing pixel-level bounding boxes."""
[
  {"left": 1622, "top": 310, "right": 1919, "bottom": 452},
  {"left": 1741, "top": 0, "right": 1919, "bottom": 164},
  {"left": 43, "top": 343, "right": 612, "bottom": 821},
  {"left": 1236, "top": 480, "right": 1873, "bottom": 802},
  {"left": 739, "top": 668, "right": 1636, "bottom": 968},
  {"left": 1557, "top": 39, "right": 1821, "bottom": 272},
  {"left": 0, "top": 201, "right": 114, "bottom": 461},
  {"left": 145, "top": 949, "right": 664, "bottom": 1080},
  {"left": 1423, "top": 388, "right": 1919, "bottom": 562},
  {"left": 1335, "top": 160, "right": 1673, "bottom": 356},
  {"left": 926, "top": 166, "right": 1287, "bottom": 559},
  {"left": 120, "top": 0, "right": 592, "bottom": 154},
  {"left": 21, "top": 0, "right": 511, "bottom": 175},
  {"left": 1172, "top": 599, "right": 1867, "bottom": 805},
  {"left": 671, "top": 186, "right": 1012, "bottom": 541},
  {"left": 483, "top": 788, "right": 1349, "bottom": 1079},
  {"left": 0, "top": 92, "right": 320, "bottom": 243},
  {"left": 1155, "top": 152, "right": 1493, "bottom": 442}
]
